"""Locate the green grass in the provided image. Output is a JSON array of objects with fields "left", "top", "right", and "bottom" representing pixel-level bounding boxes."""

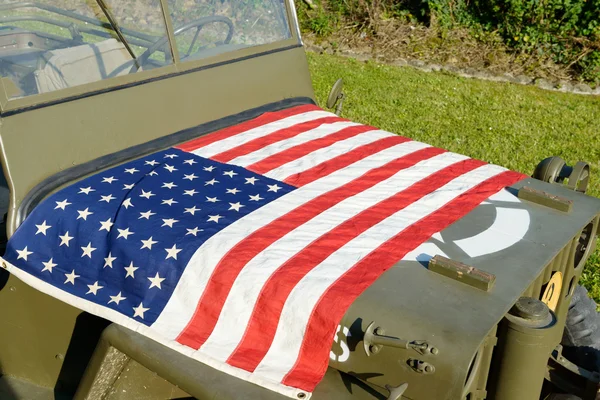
[{"left": 307, "top": 52, "right": 600, "bottom": 301}]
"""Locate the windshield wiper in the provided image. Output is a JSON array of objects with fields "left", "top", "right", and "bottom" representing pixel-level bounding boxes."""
[{"left": 95, "top": 0, "right": 141, "bottom": 70}]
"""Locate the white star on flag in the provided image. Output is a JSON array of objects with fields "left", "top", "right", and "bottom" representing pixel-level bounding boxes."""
[
  {"left": 108, "top": 292, "right": 126, "bottom": 305},
  {"left": 81, "top": 242, "right": 96, "bottom": 258},
  {"left": 104, "top": 253, "right": 116, "bottom": 268},
  {"left": 35, "top": 220, "right": 51, "bottom": 236},
  {"left": 165, "top": 244, "right": 182, "bottom": 260},
  {"left": 133, "top": 302, "right": 150, "bottom": 319},
  {"left": 78, "top": 186, "right": 95, "bottom": 194},
  {"left": 141, "top": 237, "right": 158, "bottom": 250},
  {"left": 41, "top": 258, "right": 57, "bottom": 273},
  {"left": 77, "top": 208, "right": 93, "bottom": 220},
  {"left": 54, "top": 199, "right": 72, "bottom": 210},
  {"left": 86, "top": 281, "right": 104, "bottom": 295},
  {"left": 16, "top": 246, "right": 32, "bottom": 261},
  {"left": 139, "top": 210, "right": 156, "bottom": 220},
  {"left": 124, "top": 262, "right": 138, "bottom": 278},
  {"left": 148, "top": 272, "right": 165, "bottom": 289},
  {"left": 117, "top": 228, "right": 134, "bottom": 239},
  {"left": 59, "top": 232, "right": 73, "bottom": 247},
  {"left": 64, "top": 270, "right": 79, "bottom": 285}
]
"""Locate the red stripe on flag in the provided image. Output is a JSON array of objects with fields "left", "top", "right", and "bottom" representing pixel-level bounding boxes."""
[
  {"left": 175, "top": 104, "right": 320, "bottom": 153},
  {"left": 247, "top": 125, "right": 378, "bottom": 175},
  {"left": 175, "top": 146, "right": 447, "bottom": 349},
  {"left": 283, "top": 136, "right": 410, "bottom": 187},
  {"left": 226, "top": 158, "right": 486, "bottom": 371},
  {"left": 211, "top": 117, "right": 343, "bottom": 163},
  {"left": 281, "top": 170, "right": 527, "bottom": 391}
]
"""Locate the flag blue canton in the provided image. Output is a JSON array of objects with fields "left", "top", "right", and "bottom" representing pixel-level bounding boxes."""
[{"left": 4, "top": 148, "right": 295, "bottom": 325}]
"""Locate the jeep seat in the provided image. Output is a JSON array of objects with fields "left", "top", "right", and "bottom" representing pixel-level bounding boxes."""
[{"left": 34, "top": 39, "right": 135, "bottom": 94}]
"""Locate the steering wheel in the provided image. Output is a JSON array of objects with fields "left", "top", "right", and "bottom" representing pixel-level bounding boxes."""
[{"left": 131, "top": 15, "right": 234, "bottom": 72}]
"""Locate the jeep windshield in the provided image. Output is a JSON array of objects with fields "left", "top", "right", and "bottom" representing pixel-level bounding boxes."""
[{"left": 0, "top": 0, "right": 291, "bottom": 98}]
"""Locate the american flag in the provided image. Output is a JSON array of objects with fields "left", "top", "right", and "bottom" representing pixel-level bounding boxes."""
[{"left": 2, "top": 104, "right": 526, "bottom": 398}]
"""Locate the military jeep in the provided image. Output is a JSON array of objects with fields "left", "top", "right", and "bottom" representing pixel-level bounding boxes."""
[{"left": 0, "top": 1, "right": 598, "bottom": 400}]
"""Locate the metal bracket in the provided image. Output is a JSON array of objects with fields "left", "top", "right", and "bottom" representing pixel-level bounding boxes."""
[
  {"left": 385, "top": 382, "right": 408, "bottom": 400},
  {"left": 363, "top": 322, "right": 438, "bottom": 357}
]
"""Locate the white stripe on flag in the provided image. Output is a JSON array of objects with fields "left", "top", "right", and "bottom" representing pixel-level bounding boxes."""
[
  {"left": 265, "top": 130, "right": 393, "bottom": 182},
  {"left": 253, "top": 164, "right": 507, "bottom": 381},
  {"left": 199, "top": 152, "right": 469, "bottom": 360},
  {"left": 191, "top": 110, "right": 334, "bottom": 158},
  {"left": 151, "top": 140, "right": 431, "bottom": 338},
  {"left": 229, "top": 121, "right": 361, "bottom": 167}
]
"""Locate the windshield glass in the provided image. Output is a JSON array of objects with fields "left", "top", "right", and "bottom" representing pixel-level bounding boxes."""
[{"left": 0, "top": 0, "right": 290, "bottom": 99}]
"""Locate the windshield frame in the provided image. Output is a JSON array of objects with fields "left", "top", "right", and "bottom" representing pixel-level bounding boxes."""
[{"left": 0, "top": 0, "right": 301, "bottom": 115}]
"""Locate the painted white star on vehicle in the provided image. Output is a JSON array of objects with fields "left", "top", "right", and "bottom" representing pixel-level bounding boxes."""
[
  {"left": 123, "top": 183, "right": 135, "bottom": 190},
  {"left": 124, "top": 168, "right": 139, "bottom": 174},
  {"left": 64, "top": 270, "right": 80, "bottom": 285},
  {"left": 228, "top": 202, "right": 244, "bottom": 212},
  {"left": 100, "top": 194, "right": 116, "bottom": 203},
  {"left": 77, "top": 208, "right": 93, "bottom": 220},
  {"left": 148, "top": 272, "right": 165, "bottom": 289},
  {"left": 54, "top": 199, "right": 72, "bottom": 210},
  {"left": 86, "top": 281, "right": 104, "bottom": 295},
  {"left": 41, "top": 258, "right": 57, "bottom": 273},
  {"left": 207, "top": 214, "right": 223, "bottom": 223},
  {"left": 162, "top": 182, "right": 177, "bottom": 189},
  {"left": 183, "top": 159, "right": 197, "bottom": 165},
  {"left": 184, "top": 206, "right": 200, "bottom": 215},
  {"left": 133, "top": 303, "right": 150, "bottom": 319},
  {"left": 245, "top": 177, "right": 258, "bottom": 185},
  {"left": 81, "top": 242, "right": 96, "bottom": 258},
  {"left": 164, "top": 164, "right": 178, "bottom": 173},
  {"left": 205, "top": 178, "right": 219, "bottom": 186},
  {"left": 124, "top": 262, "right": 138, "bottom": 278},
  {"left": 206, "top": 196, "right": 219, "bottom": 203},
  {"left": 223, "top": 170, "right": 238, "bottom": 178},
  {"left": 183, "top": 173, "right": 198, "bottom": 181},
  {"left": 102, "top": 176, "right": 118, "bottom": 184},
  {"left": 16, "top": 246, "right": 32, "bottom": 261},
  {"left": 59, "top": 232, "right": 74, "bottom": 247},
  {"left": 267, "top": 184, "right": 282, "bottom": 193},
  {"left": 162, "top": 198, "right": 178, "bottom": 206},
  {"left": 140, "top": 190, "right": 155, "bottom": 199},
  {"left": 108, "top": 292, "right": 126, "bottom": 305},
  {"left": 164, "top": 153, "right": 178, "bottom": 159},
  {"left": 104, "top": 253, "right": 116, "bottom": 268},
  {"left": 79, "top": 186, "right": 95, "bottom": 195},
  {"left": 139, "top": 210, "right": 156, "bottom": 220},
  {"left": 165, "top": 244, "right": 182, "bottom": 260},
  {"left": 226, "top": 188, "right": 241, "bottom": 195},
  {"left": 141, "top": 237, "right": 158, "bottom": 250},
  {"left": 184, "top": 189, "right": 198, "bottom": 196},
  {"left": 145, "top": 160, "right": 159, "bottom": 166},
  {"left": 35, "top": 220, "right": 52, "bottom": 235},
  {"left": 186, "top": 227, "right": 203, "bottom": 236},
  {"left": 162, "top": 218, "right": 179, "bottom": 228},
  {"left": 249, "top": 194, "right": 264, "bottom": 202},
  {"left": 117, "top": 228, "right": 134, "bottom": 239}
]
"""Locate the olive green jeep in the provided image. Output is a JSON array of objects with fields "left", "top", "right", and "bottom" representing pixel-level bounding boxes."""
[{"left": 0, "top": 2, "right": 598, "bottom": 400}]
